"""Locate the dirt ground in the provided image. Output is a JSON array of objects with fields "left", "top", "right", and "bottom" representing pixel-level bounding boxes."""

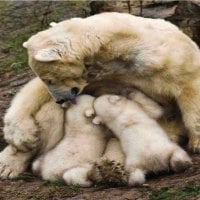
[{"left": 0, "top": 71, "right": 200, "bottom": 200}]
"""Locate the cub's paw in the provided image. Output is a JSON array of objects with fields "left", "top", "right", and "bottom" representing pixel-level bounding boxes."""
[
  {"left": 188, "top": 135, "right": 200, "bottom": 153},
  {"left": 170, "top": 148, "right": 192, "bottom": 172},
  {"left": 4, "top": 118, "right": 40, "bottom": 152},
  {"left": 92, "top": 116, "right": 102, "bottom": 125},
  {"left": 128, "top": 168, "right": 146, "bottom": 187},
  {"left": 63, "top": 166, "right": 92, "bottom": 187},
  {"left": 88, "top": 159, "right": 127, "bottom": 186},
  {"left": 0, "top": 145, "right": 32, "bottom": 179},
  {"left": 85, "top": 109, "right": 95, "bottom": 118}
]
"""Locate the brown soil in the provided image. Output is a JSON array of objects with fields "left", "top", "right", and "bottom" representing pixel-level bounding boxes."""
[{"left": 0, "top": 71, "right": 200, "bottom": 200}]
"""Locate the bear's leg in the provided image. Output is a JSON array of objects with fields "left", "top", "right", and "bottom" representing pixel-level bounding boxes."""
[
  {"left": 128, "top": 90, "right": 163, "bottom": 119},
  {"left": 3, "top": 77, "right": 51, "bottom": 152},
  {"left": 129, "top": 90, "right": 187, "bottom": 144},
  {"left": 177, "top": 86, "right": 200, "bottom": 153},
  {"left": 63, "top": 164, "right": 93, "bottom": 187},
  {"left": 170, "top": 147, "right": 192, "bottom": 172},
  {"left": 0, "top": 145, "right": 33, "bottom": 179},
  {"left": 0, "top": 78, "right": 55, "bottom": 178}
]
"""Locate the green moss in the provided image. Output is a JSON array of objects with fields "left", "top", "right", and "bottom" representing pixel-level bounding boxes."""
[
  {"left": 149, "top": 184, "right": 200, "bottom": 200},
  {"left": 0, "top": 25, "right": 41, "bottom": 72},
  {"left": 67, "top": 183, "right": 81, "bottom": 193},
  {"left": 44, "top": 177, "right": 81, "bottom": 192},
  {"left": 44, "top": 177, "right": 66, "bottom": 186},
  {"left": 0, "top": 27, "right": 39, "bottom": 72}
]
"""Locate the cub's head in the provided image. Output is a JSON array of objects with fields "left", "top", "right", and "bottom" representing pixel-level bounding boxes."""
[
  {"left": 23, "top": 22, "right": 87, "bottom": 104},
  {"left": 94, "top": 95, "right": 126, "bottom": 120}
]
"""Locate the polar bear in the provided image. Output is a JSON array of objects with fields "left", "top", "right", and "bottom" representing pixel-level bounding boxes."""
[
  {"left": 2, "top": 75, "right": 187, "bottom": 185},
  {"left": 1, "top": 76, "right": 186, "bottom": 179},
  {"left": 2, "top": 89, "right": 108, "bottom": 184},
  {"left": 92, "top": 95, "right": 192, "bottom": 186},
  {"left": 22, "top": 12, "right": 200, "bottom": 153},
  {"left": 32, "top": 95, "right": 108, "bottom": 187}
]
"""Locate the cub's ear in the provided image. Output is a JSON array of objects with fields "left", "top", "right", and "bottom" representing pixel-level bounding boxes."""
[
  {"left": 108, "top": 95, "right": 121, "bottom": 104},
  {"left": 49, "top": 22, "right": 57, "bottom": 27},
  {"left": 92, "top": 116, "right": 102, "bottom": 125},
  {"left": 34, "top": 48, "right": 61, "bottom": 62},
  {"left": 85, "top": 109, "right": 95, "bottom": 117},
  {"left": 23, "top": 42, "right": 28, "bottom": 48}
]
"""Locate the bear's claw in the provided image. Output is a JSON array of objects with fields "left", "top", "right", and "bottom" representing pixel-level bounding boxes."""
[
  {"left": 4, "top": 118, "right": 40, "bottom": 152},
  {"left": 0, "top": 145, "right": 32, "bottom": 179},
  {"left": 88, "top": 159, "right": 127, "bottom": 186}
]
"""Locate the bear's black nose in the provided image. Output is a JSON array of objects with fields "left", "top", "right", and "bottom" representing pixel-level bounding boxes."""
[{"left": 71, "top": 87, "right": 80, "bottom": 96}]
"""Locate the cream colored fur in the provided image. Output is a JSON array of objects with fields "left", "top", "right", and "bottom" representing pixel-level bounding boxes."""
[
  {"left": 1, "top": 79, "right": 64, "bottom": 178},
  {"left": 93, "top": 95, "right": 192, "bottom": 186},
  {"left": 100, "top": 138, "right": 124, "bottom": 165},
  {"left": 4, "top": 77, "right": 51, "bottom": 152},
  {"left": 32, "top": 95, "right": 107, "bottom": 187},
  {"left": 23, "top": 12, "right": 200, "bottom": 152}
]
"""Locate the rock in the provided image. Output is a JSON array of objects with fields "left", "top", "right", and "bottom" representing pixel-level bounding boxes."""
[{"left": 89, "top": 0, "right": 200, "bottom": 47}]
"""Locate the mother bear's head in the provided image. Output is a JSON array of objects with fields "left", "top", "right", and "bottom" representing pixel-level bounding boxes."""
[{"left": 23, "top": 19, "right": 94, "bottom": 104}]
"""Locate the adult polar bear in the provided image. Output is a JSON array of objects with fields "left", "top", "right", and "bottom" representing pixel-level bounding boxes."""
[{"left": 4, "top": 12, "right": 200, "bottom": 154}]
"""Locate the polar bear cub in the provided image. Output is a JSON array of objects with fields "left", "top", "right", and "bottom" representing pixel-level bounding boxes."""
[
  {"left": 32, "top": 95, "right": 107, "bottom": 187},
  {"left": 92, "top": 95, "right": 192, "bottom": 186}
]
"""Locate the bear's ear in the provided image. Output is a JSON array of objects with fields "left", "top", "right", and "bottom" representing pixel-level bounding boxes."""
[
  {"left": 34, "top": 48, "right": 61, "bottom": 62},
  {"left": 108, "top": 95, "right": 121, "bottom": 104}
]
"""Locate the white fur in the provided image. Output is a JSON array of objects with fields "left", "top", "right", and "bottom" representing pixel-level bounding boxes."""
[
  {"left": 128, "top": 91, "right": 163, "bottom": 119},
  {"left": 63, "top": 164, "right": 93, "bottom": 187},
  {"left": 98, "top": 138, "right": 125, "bottom": 165},
  {"left": 93, "top": 95, "right": 192, "bottom": 186},
  {"left": 22, "top": 42, "right": 28, "bottom": 48},
  {"left": 32, "top": 95, "right": 107, "bottom": 186},
  {"left": 49, "top": 22, "right": 57, "bottom": 27},
  {"left": 128, "top": 168, "right": 146, "bottom": 186}
]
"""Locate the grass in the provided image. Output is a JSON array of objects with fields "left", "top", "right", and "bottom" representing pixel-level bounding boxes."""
[
  {"left": 149, "top": 184, "right": 200, "bottom": 200},
  {"left": 44, "top": 177, "right": 66, "bottom": 187},
  {"left": 0, "top": 1, "right": 88, "bottom": 73},
  {"left": 67, "top": 183, "right": 81, "bottom": 193},
  {"left": 44, "top": 176, "right": 81, "bottom": 192},
  {"left": 0, "top": 27, "right": 40, "bottom": 73}
]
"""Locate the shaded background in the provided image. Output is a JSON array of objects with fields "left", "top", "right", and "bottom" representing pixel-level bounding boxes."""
[
  {"left": 0, "top": 1, "right": 200, "bottom": 199},
  {"left": 0, "top": 1, "right": 200, "bottom": 72}
]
